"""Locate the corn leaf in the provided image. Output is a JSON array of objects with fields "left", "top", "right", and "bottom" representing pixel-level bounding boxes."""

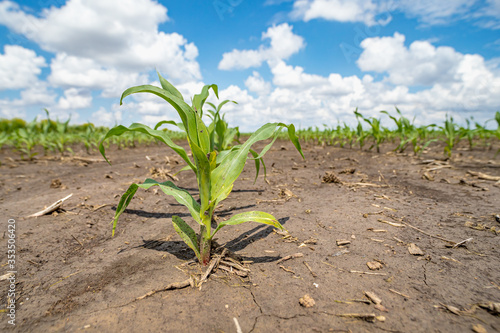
[
  {"left": 119, "top": 83, "right": 200, "bottom": 148},
  {"left": 211, "top": 122, "right": 303, "bottom": 204},
  {"left": 192, "top": 84, "right": 218, "bottom": 118},
  {"left": 190, "top": 141, "right": 211, "bottom": 218},
  {"left": 137, "top": 179, "right": 202, "bottom": 224},
  {"left": 154, "top": 120, "right": 186, "bottom": 132},
  {"left": 172, "top": 216, "right": 200, "bottom": 258},
  {"left": 157, "top": 71, "right": 184, "bottom": 100},
  {"left": 111, "top": 183, "right": 140, "bottom": 236},
  {"left": 213, "top": 211, "right": 283, "bottom": 236},
  {"left": 109, "top": 178, "right": 202, "bottom": 236},
  {"left": 99, "top": 123, "right": 196, "bottom": 172}
]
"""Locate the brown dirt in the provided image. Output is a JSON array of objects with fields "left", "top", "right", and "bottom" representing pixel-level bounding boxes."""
[{"left": 1, "top": 140, "right": 499, "bottom": 332}]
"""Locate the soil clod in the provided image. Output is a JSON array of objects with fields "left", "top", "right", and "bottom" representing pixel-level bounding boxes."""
[{"left": 299, "top": 294, "right": 315, "bottom": 308}]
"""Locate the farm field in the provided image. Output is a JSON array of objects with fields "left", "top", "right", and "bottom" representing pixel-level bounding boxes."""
[{"left": 1, "top": 138, "right": 499, "bottom": 333}]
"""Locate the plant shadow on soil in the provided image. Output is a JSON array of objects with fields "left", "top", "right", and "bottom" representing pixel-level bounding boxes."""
[{"left": 120, "top": 217, "right": 289, "bottom": 264}]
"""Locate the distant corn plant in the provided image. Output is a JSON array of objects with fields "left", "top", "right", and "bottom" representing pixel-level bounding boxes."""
[
  {"left": 440, "top": 115, "right": 460, "bottom": 157},
  {"left": 99, "top": 72, "right": 304, "bottom": 265}
]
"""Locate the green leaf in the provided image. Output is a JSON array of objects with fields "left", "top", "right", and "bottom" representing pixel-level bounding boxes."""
[
  {"left": 109, "top": 178, "right": 202, "bottom": 236},
  {"left": 211, "top": 122, "right": 303, "bottom": 205},
  {"left": 217, "top": 100, "right": 237, "bottom": 112},
  {"left": 99, "top": 123, "right": 196, "bottom": 172},
  {"left": 172, "top": 216, "right": 200, "bottom": 258},
  {"left": 190, "top": 142, "right": 211, "bottom": 217},
  {"left": 119, "top": 84, "right": 199, "bottom": 147},
  {"left": 111, "top": 183, "right": 140, "bottom": 237},
  {"left": 249, "top": 148, "right": 267, "bottom": 183},
  {"left": 173, "top": 164, "right": 193, "bottom": 176},
  {"left": 157, "top": 72, "right": 184, "bottom": 100},
  {"left": 137, "top": 179, "right": 201, "bottom": 224},
  {"left": 283, "top": 123, "right": 304, "bottom": 159},
  {"left": 192, "top": 84, "right": 218, "bottom": 117},
  {"left": 154, "top": 120, "right": 185, "bottom": 132},
  {"left": 213, "top": 211, "right": 283, "bottom": 236},
  {"left": 194, "top": 109, "right": 211, "bottom": 154}
]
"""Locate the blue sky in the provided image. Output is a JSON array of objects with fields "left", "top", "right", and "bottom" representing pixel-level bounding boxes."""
[{"left": 0, "top": 0, "right": 499, "bottom": 130}]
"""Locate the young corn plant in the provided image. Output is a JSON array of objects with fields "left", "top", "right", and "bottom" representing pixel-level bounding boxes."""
[
  {"left": 353, "top": 109, "right": 369, "bottom": 151},
  {"left": 440, "top": 115, "right": 459, "bottom": 157},
  {"left": 494, "top": 111, "right": 500, "bottom": 156},
  {"left": 99, "top": 73, "right": 304, "bottom": 265},
  {"left": 14, "top": 119, "right": 38, "bottom": 160},
  {"left": 206, "top": 100, "right": 240, "bottom": 151},
  {"left": 381, "top": 108, "right": 415, "bottom": 153}
]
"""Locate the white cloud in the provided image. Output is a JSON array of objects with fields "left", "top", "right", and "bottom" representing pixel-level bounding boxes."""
[
  {"left": 357, "top": 33, "right": 464, "bottom": 86},
  {"left": 396, "top": 0, "right": 475, "bottom": 25},
  {"left": 91, "top": 107, "right": 122, "bottom": 127},
  {"left": 0, "top": 45, "right": 47, "bottom": 90},
  {"left": 218, "top": 23, "right": 305, "bottom": 70},
  {"left": 291, "top": 0, "right": 387, "bottom": 26},
  {"left": 210, "top": 34, "right": 500, "bottom": 131},
  {"left": 57, "top": 88, "right": 92, "bottom": 110},
  {"left": 19, "top": 83, "right": 57, "bottom": 106},
  {"left": 0, "top": 0, "right": 201, "bottom": 83},
  {"left": 289, "top": 0, "right": 500, "bottom": 29},
  {"left": 245, "top": 71, "right": 272, "bottom": 95},
  {"left": 48, "top": 53, "right": 148, "bottom": 98}
]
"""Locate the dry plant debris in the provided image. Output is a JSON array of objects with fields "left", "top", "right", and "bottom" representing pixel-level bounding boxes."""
[
  {"left": 336, "top": 313, "right": 381, "bottom": 322},
  {"left": 276, "top": 253, "right": 304, "bottom": 264},
  {"left": 364, "top": 291, "right": 382, "bottom": 305},
  {"left": 149, "top": 166, "right": 178, "bottom": 181},
  {"left": 472, "top": 324, "right": 487, "bottom": 333},
  {"left": 322, "top": 171, "right": 342, "bottom": 184},
  {"left": 339, "top": 168, "right": 356, "bottom": 174},
  {"left": 50, "top": 178, "right": 66, "bottom": 189},
  {"left": 467, "top": 170, "right": 500, "bottom": 181},
  {"left": 28, "top": 193, "right": 73, "bottom": 217}
]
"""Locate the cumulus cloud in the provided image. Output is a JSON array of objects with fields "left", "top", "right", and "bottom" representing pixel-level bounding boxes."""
[
  {"left": 0, "top": 45, "right": 47, "bottom": 90},
  {"left": 0, "top": 0, "right": 206, "bottom": 122},
  {"left": 211, "top": 33, "right": 500, "bottom": 131},
  {"left": 0, "top": 0, "right": 201, "bottom": 82},
  {"left": 289, "top": 0, "right": 500, "bottom": 29},
  {"left": 245, "top": 71, "right": 272, "bottom": 95},
  {"left": 218, "top": 23, "right": 305, "bottom": 70},
  {"left": 290, "top": 0, "right": 388, "bottom": 26},
  {"left": 57, "top": 88, "right": 92, "bottom": 110},
  {"left": 48, "top": 53, "right": 148, "bottom": 98},
  {"left": 396, "top": 0, "right": 475, "bottom": 25},
  {"left": 91, "top": 107, "right": 122, "bottom": 127},
  {"left": 357, "top": 33, "right": 464, "bottom": 86}
]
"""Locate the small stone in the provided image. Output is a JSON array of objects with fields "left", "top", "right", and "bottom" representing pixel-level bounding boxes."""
[
  {"left": 408, "top": 243, "right": 424, "bottom": 256},
  {"left": 367, "top": 261, "right": 383, "bottom": 270},
  {"left": 336, "top": 240, "right": 351, "bottom": 246},
  {"left": 299, "top": 294, "right": 315, "bottom": 308}
]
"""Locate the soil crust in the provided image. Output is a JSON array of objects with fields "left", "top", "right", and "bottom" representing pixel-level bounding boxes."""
[{"left": 1, "top": 140, "right": 499, "bottom": 332}]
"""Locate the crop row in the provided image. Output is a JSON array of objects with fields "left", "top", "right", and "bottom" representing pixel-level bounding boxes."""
[
  {"left": 0, "top": 108, "right": 499, "bottom": 161},
  {"left": 290, "top": 109, "right": 500, "bottom": 157}
]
